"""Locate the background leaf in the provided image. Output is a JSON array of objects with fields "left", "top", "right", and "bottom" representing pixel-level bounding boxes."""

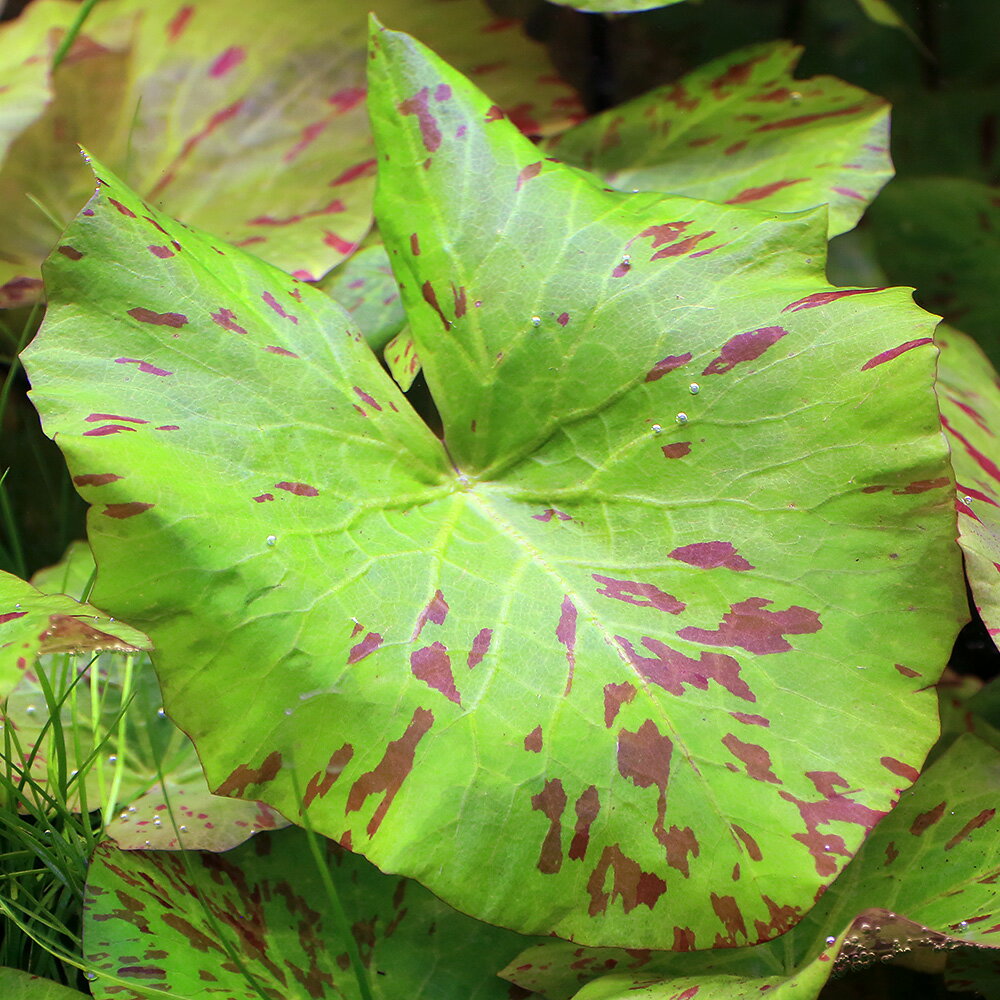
[
  {"left": 0, "top": 0, "right": 582, "bottom": 296},
  {"left": 84, "top": 827, "right": 539, "bottom": 1000},
  {"left": 24, "top": 28, "right": 964, "bottom": 952},
  {"left": 0, "top": 968, "right": 89, "bottom": 1000},
  {"left": 545, "top": 41, "right": 892, "bottom": 237}
]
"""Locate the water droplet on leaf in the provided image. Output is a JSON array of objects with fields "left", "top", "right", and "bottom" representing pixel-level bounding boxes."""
[
  {"left": 689, "top": 383, "right": 700, "bottom": 394},
  {"left": 651, "top": 424, "right": 662, "bottom": 435},
  {"left": 826, "top": 936, "right": 836, "bottom": 946},
  {"left": 157, "top": 707, "right": 166, "bottom": 718},
  {"left": 963, "top": 496, "right": 972, "bottom": 505},
  {"left": 108, "top": 755, "right": 117, "bottom": 763},
  {"left": 530, "top": 315, "right": 541, "bottom": 327},
  {"left": 266, "top": 535, "right": 277, "bottom": 547},
  {"left": 790, "top": 90, "right": 803, "bottom": 103},
  {"left": 676, "top": 412, "right": 688, "bottom": 424},
  {"left": 84, "top": 972, "right": 98, "bottom": 982}
]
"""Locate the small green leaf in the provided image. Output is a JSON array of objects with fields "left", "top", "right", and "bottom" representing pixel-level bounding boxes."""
[
  {"left": 383, "top": 328, "right": 421, "bottom": 391},
  {"left": 545, "top": 41, "right": 892, "bottom": 238},
  {"left": 853, "top": 0, "right": 930, "bottom": 54},
  {"left": 0, "top": 968, "right": 89, "bottom": 1000},
  {"left": 84, "top": 828, "right": 539, "bottom": 999}
]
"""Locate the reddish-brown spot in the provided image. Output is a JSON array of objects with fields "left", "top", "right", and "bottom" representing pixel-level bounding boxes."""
[
  {"left": 57, "top": 245, "right": 83, "bottom": 260},
  {"left": 779, "top": 772, "right": 887, "bottom": 876},
  {"left": 210, "top": 308, "right": 247, "bottom": 334},
  {"left": 673, "top": 927, "right": 696, "bottom": 950},
  {"left": 533, "top": 508, "right": 572, "bottom": 522},
  {"left": 108, "top": 198, "right": 136, "bottom": 218},
  {"left": 725, "top": 140, "right": 748, "bottom": 155},
  {"left": 524, "top": 726, "right": 543, "bottom": 753},
  {"left": 348, "top": 632, "right": 382, "bottom": 664},
  {"left": 603, "top": 681, "right": 636, "bottom": 728},
  {"left": 880, "top": 757, "right": 920, "bottom": 783},
  {"left": 451, "top": 282, "right": 467, "bottom": 318},
  {"left": 616, "top": 635, "right": 755, "bottom": 702},
  {"left": 702, "top": 327, "right": 788, "bottom": 375},
  {"left": 262, "top": 291, "right": 298, "bottom": 324},
  {"left": 147, "top": 245, "right": 174, "bottom": 258},
  {"left": 593, "top": 575, "right": 684, "bottom": 614},
  {"left": 557, "top": 595, "right": 578, "bottom": 696},
  {"left": 264, "top": 345, "right": 298, "bottom": 358},
  {"left": 894, "top": 663, "right": 921, "bottom": 678},
  {"left": 942, "top": 415, "right": 1000, "bottom": 483},
  {"left": 103, "top": 502, "right": 154, "bottom": 519},
  {"left": 669, "top": 541, "right": 754, "bottom": 571},
  {"left": 568, "top": 785, "right": 600, "bottom": 861},
  {"left": 250, "top": 198, "right": 345, "bottom": 226},
  {"left": 410, "top": 234, "right": 420, "bottom": 255},
  {"left": 84, "top": 424, "right": 137, "bottom": 436},
  {"left": 726, "top": 179, "right": 806, "bottom": 204},
  {"left": 756, "top": 104, "right": 867, "bottom": 131},
  {"left": 411, "top": 642, "right": 460, "bottom": 705},
  {"left": 209, "top": 46, "right": 245, "bottom": 78},
  {"left": 331, "top": 159, "right": 377, "bottom": 186},
  {"left": 910, "top": 802, "right": 947, "bottom": 836},
  {"left": 711, "top": 893, "right": 748, "bottom": 947},
  {"left": 662, "top": 442, "right": 692, "bottom": 459},
  {"left": 885, "top": 841, "right": 899, "bottom": 865},
  {"left": 711, "top": 55, "right": 760, "bottom": 96},
  {"left": 128, "top": 307, "right": 188, "bottom": 328},
  {"left": 167, "top": 5, "right": 194, "bottom": 40},
  {"left": 275, "top": 481, "right": 318, "bottom": 497},
  {"left": 253, "top": 493, "right": 274, "bottom": 503},
  {"left": 782, "top": 287, "right": 884, "bottom": 312},
  {"left": 346, "top": 707, "right": 434, "bottom": 836},
  {"left": 722, "top": 733, "right": 781, "bottom": 783},
  {"left": 485, "top": 105, "right": 505, "bottom": 122},
  {"left": 398, "top": 88, "right": 442, "bottom": 152},
  {"left": 861, "top": 338, "right": 934, "bottom": 370},
  {"left": 303, "top": 744, "right": 353, "bottom": 807},
  {"left": 557, "top": 312, "right": 569, "bottom": 326},
  {"left": 413, "top": 589, "right": 448, "bottom": 640},
  {"left": 945, "top": 809, "right": 995, "bottom": 851},
  {"left": 677, "top": 597, "right": 821, "bottom": 654},
  {"left": 517, "top": 162, "right": 542, "bottom": 191},
  {"left": 730, "top": 712, "right": 769, "bottom": 727},
  {"left": 216, "top": 751, "right": 282, "bottom": 796},
  {"left": 662, "top": 825, "right": 699, "bottom": 877},
  {"left": 663, "top": 83, "right": 698, "bottom": 112},
  {"left": 422, "top": 281, "right": 451, "bottom": 330},
  {"left": 732, "top": 824, "right": 763, "bottom": 861},
  {"left": 651, "top": 232, "right": 716, "bottom": 259},
  {"left": 467, "top": 627, "right": 492, "bottom": 669},
  {"left": 353, "top": 387, "right": 382, "bottom": 412},
  {"left": 0, "top": 612, "right": 27, "bottom": 625},
  {"left": 645, "top": 353, "right": 692, "bottom": 382},
  {"left": 636, "top": 221, "right": 691, "bottom": 249},
  {"left": 531, "top": 778, "right": 566, "bottom": 874},
  {"left": 612, "top": 260, "right": 631, "bottom": 278},
  {"left": 73, "top": 473, "right": 122, "bottom": 487},
  {"left": 753, "top": 896, "right": 802, "bottom": 939},
  {"left": 587, "top": 844, "right": 666, "bottom": 916}
]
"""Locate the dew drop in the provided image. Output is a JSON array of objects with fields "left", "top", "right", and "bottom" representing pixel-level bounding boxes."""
[
  {"left": 157, "top": 707, "right": 167, "bottom": 718},
  {"left": 825, "top": 936, "right": 836, "bottom": 946},
  {"left": 128, "top": 805, "right": 137, "bottom": 813},
  {"left": 284, "top": 707, "right": 293, "bottom": 716},
  {"left": 14, "top": 603, "right": 21, "bottom": 610},
  {"left": 963, "top": 496, "right": 972, "bottom": 505},
  {"left": 530, "top": 315, "right": 541, "bottom": 327},
  {"left": 179, "top": 825, "right": 188, "bottom": 832},
  {"left": 790, "top": 90, "right": 803, "bottom": 103},
  {"left": 84, "top": 972, "right": 98, "bottom": 982},
  {"left": 689, "top": 383, "right": 700, "bottom": 394},
  {"left": 958, "top": 920, "right": 969, "bottom": 931},
  {"left": 108, "top": 754, "right": 117, "bottom": 763},
  {"left": 676, "top": 412, "right": 688, "bottom": 425},
  {"left": 25, "top": 705, "right": 36, "bottom": 715},
  {"left": 651, "top": 424, "right": 663, "bottom": 435},
  {"left": 266, "top": 535, "right": 277, "bottom": 547},
  {"left": 622, "top": 254, "right": 631, "bottom": 265}
]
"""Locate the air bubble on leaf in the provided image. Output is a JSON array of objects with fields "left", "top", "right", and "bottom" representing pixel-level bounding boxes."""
[
  {"left": 266, "top": 535, "right": 277, "bottom": 547},
  {"left": 651, "top": 424, "right": 663, "bottom": 435},
  {"left": 826, "top": 936, "right": 836, "bottom": 945},
  {"left": 530, "top": 315, "right": 541, "bottom": 327},
  {"left": 676, "top": 412, "right": 689, "bottom": 425},
  {"left": 689, "top": 383, "right": 700, "bottom": 394}
]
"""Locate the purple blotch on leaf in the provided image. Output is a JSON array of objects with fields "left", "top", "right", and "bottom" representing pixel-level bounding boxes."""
[
  {"left": 677, "top": 597, "right": 820, "bottom": 654},
  {"left": 702, "top": 327, "right": 788, "bottom": 375},
  {"left": 593, "top": 574, "right": 684, "bottom": 614},
  {"left": 398, "top": 88, "right": 442, "bottom": 152},
  {"left": 669, "top": 541, "right": 754, "bottom": 571},
  {"left": 127, "top": 308, "right": 188, "bottom": 328},
  {"left": 275, "top": 481, "right": 319, "bottom": 497}
]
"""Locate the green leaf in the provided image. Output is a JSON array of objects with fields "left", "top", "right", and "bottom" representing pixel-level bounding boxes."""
[
  {"left": 317, "top": 242, "right": 406, "bottom": 354},
  {"left": 504, "top": 732, "right": 1000, "bottom": 999},
  {"left": 852, "top": 0, "right": 929, "bottom": 54},
  {"left": 383, "top": 328, "right": 421, "bottom": 391},
  {"left": 0, "top": 968, "right": 89, "bottom": 1000},
  {"left": 84, "top": 827, "right": 539, "bottom": 1000},
  {"left": 24, "top": 26, "right": 964, "bottom": 951},
  {"left": 545, "top": 41, "right": 892, "bottom": 238},
  {"left": 0, "top": 568, "right": 149, "bottom": 700},
  {"left": 540, "top": 0, "right": 690, "bottom": 11},
  {"left": 868, "top": 179, "right": 1000, "bottom": 364},
  {"left": 0, "top": 0, "right": 581, "bottom": 299},
  {"left": 935, "top": 326, "right": 1000, "bottom": 641}
]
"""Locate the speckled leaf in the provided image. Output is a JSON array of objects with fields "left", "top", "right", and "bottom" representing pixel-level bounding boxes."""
[
  {"left": 0, "top": 568, "right": 149, "bottom": 699},
  {"left": 4, "top": 545, "right": 286, "bottom": 850},
  {"left": 0, "top": 0, "right": 581, "bottom": 299},
  {"left": 935, "top": 326, "right": 1000, "bottom": 644},
  {"left": 84, "top": 827, "right": 539, "bottom": 1000},
  {"left": 542, "top": 0, "right": 688, "bottom": 11},
  {"left": 24, "top": 22, "right": 963, "bottom": 952},
  {"left": 544, "top": 41, "right": 891, "bottom": 238},
  {"left": 503, "top": 732, "right": 1000, "bottom": 999},
  {"left": 384, "top": 328, "right": 421, "bottom": 391},
  {"left": 869, "top": 179, "right": 1000, "bottom": 362},
  {"left": 0, "top": 968, "right": 89, "bottom": 1000},
  {"left": 317, "top": 242, "right": 406, "bottom": 353}
]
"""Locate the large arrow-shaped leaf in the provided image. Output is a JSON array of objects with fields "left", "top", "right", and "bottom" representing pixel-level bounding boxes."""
[{"left": 24, "top": 25, "right": 963, "bottom": 949}]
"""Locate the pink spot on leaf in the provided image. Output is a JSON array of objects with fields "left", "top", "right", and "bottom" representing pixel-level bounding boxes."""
[
  {"left": 128, "top": 307, "right": 188, "bottom": 328},
  {"left": 861, "top": 338, "right": 933, "bottom": 371},
  {"left": 348, "top": 632, "right": 383, "bottom": 664},
  {"left": 211, "top": 308, "right": 247, "bottom": 334},
  {"left": 261, "top": 292, "right": 298, "bottom": 324},
  {"left": 593, "top": 575, "right": 684, "bottom": 614},
  {"left": 703, "top": 327, "right": 788, "bottom": 375},
  {"left": 209, "top": 46, "right": 245, "bottom": 78},
  {"left": 669, "top": 541, "right": 754, "bottom": 571},
  {"left": 782, "top": 288, "right": 884, "bottom": 312},
  {"left": 725, "top": 179, "right": 806, "bottom": 204},
  {"left": 115, "top": 358, "right": 172, "bottom": 376},
  {"left": 103, "top": 502, "right": 154, "bottom": 519},
  {"left": 646, "top": 353, "right": 692, "bottom": 382},
  {"left": 557, "top": 595, "right": 578, "bottom": 696},
  {"left": 398, "top": 88, "right": 442, "bottom": 152},
  {"left": 275, "top": 481, "right": 318, "bottom": 497},
  {"left": 411, "top": 642, "right": 460, "bottom": 705},
  {"left": 677, "top": 597, "right": 820, "bottom": 654}
]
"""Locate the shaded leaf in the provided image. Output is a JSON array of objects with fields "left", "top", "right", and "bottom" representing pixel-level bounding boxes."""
[
  {"left": 0, "top": 567, "right": 149, "bottom": 699},
  {"left": 0, "top": 0, "right": 581, "bottom": 298},
  {"left": 545, "top": 41, "right": 892, "bottom": 238},
  {"left": 383, "top": 327, "right": 421, "bottom": 391},
  {"left": 84, "top": 827, "right": 539, "bottom": 1000},
  {"left": 23, "top": 26, "right": 964, "bottom": 952},
  {"left": 935, "top": 326, "right": 1000, "bottom": 642},
  {"left": 504, "top": 732, "right": 1000, "bottom": 999},
  {"left": 0, "top": 968, "right": 89, "bottom": 1000},
  {"left": 852, "top": 0, "right": 928, "bottom": 54},
  {"left": 869, "top": 179, "right": 1000, "bottom": 363},
  {"left": 317, "top": 242, "right": 406, "bottom": 353},
  {"left": 541, "top": 0, "right": 689, "bottom": 11}
]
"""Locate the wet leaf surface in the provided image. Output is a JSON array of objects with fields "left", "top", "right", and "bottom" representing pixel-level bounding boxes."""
[
  {"left": 24, "top": 25, "right": 965, "bottom": 950},
  {"left": 545, "top": 41, "right": 891, "bottom": 238},
  {"left": 84, "top": 827, "right": 540, "bottom": 999}
]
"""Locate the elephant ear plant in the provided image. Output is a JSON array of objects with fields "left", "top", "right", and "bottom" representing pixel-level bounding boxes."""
[{"left": 19, "top": 12, "right": 968, "bottom": 985}]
